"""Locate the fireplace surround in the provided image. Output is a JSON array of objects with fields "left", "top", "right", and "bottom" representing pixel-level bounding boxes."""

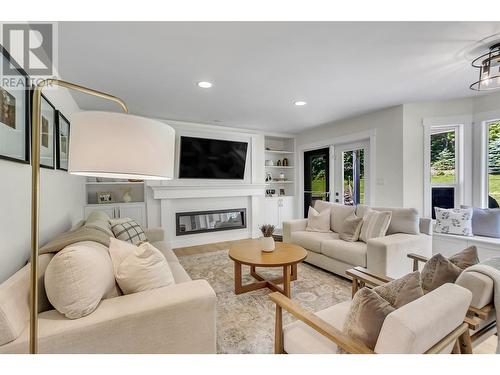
[{"left": 176, "top": 208, "right": 247, "bottom": 236}]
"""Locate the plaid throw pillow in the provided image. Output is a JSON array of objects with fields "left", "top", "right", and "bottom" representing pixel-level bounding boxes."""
[{"left": 110, "top": 218, "right": 147, "bottom": 245}]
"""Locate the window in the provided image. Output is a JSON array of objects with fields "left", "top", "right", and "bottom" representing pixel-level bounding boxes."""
[
  {"left": 423, "top": 123, "right": 464, "bottom": 218},
  {"left": 487, "top": 121, "right": 500, "bottom": 208}
]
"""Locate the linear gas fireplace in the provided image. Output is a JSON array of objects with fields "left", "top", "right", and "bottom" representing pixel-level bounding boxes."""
[{"left": 176, "top": 208, "right": 247, "bottom": 236}]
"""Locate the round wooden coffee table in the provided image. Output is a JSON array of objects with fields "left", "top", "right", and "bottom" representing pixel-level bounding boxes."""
[{"left": 228, "top": 240, "right": 307, "bottom": 297}]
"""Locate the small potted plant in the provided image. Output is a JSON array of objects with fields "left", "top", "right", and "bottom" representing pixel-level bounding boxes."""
[{"left": 259, "top": 224, "right": 276, "bottom": 252}]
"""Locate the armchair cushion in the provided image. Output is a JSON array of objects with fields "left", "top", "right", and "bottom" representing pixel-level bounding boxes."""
[{"left": 283, "top": 301, "right": 351, "bottom": 354}]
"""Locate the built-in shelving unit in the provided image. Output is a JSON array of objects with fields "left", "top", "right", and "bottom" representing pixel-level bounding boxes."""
[
  {"left": 264, "top": 135, "right": 296, "bottom": 197},
  {"left": 84, "top": 178, "right": 147, "bottom": 226},
  {"left": 263, "top": 135, "right": 296, "bottom": 229}
]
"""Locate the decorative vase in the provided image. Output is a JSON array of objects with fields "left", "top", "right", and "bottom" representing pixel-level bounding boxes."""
[
  {"left": 122, "top": 191, "right": 132, "bottom": 203},
  {"left": 260, "top": 236, "right": 275, "bottom": 252}
]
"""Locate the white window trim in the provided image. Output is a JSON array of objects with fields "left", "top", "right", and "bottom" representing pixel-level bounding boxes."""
[
  {"left": 422, "top": 116, "right": 472, "bottom": 218},
  {"left": 482, "top": 117, "right": 500, "bottom": 208}
]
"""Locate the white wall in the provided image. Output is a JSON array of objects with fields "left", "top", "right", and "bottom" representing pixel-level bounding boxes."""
[
  {"left": 0, "top": 86, "right": 85, "bottom": 283},
  {"left": 296, "top": 105, "right": 405, "bottom": 209}
]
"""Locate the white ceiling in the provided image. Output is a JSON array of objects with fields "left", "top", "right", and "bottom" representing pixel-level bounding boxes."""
[{"left": 58, "top": 22, "right": 500, "bottom": 133}]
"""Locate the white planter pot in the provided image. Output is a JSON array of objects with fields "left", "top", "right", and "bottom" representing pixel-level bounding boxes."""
[{"left": 260, "top": 236, "right": 275, "bottom": 252}]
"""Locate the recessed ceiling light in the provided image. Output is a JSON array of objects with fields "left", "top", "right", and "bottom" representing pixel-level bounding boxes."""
[
  {"left": 197, "top": 81, "right": 213, "bottom": 88},
  {"left": 294, "top": 101, "right": 307, "bottom": 106}
]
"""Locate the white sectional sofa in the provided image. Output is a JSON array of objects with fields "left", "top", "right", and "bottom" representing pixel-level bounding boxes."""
[
  {"left": 0, "top": 227, "right": 217, "bottom": 354},
  {"left": 283, "top": 201, "right": 432, "bottom": 278}
]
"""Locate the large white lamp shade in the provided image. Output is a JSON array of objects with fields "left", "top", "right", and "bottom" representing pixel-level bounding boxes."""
[{"left": 68, "top": 111, "right": 175, "bottom": 180}]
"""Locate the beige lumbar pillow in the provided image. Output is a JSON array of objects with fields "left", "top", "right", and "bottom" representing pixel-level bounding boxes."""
[
  {"left": 341, "top": 272, "right": 423, "bottom": 351},
  {"left": 108, "top": 238, "right": 174, "bottom": 295},
  {"left": 45, "top": 241, "right": 116, "bottom": 319},
  {"left": 421, "top": 246, "right": 479, "bottom": 292},
  {"left": 359, "top": 209, "right": 392, "bottom": 242},
  {"left": 306, "top": 206, "right": 331, "bottom": 233},
  {"left": 339, "top": 214, "right": 363, "bottom": 242}
]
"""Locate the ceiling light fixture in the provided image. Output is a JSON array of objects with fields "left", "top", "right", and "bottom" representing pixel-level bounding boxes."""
[
  {"left": 197, "top": 81, "right": 213, "bottom": 88},
  {"left": 470, "top": 43, "right": 500, "bottom": 91},
  {"left": 294, "top": 101, "right": 307, "bottom": 106}
]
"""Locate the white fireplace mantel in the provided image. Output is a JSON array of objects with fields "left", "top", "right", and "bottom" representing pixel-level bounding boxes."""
[
  {"left": 151, "top": 183, "right": 266, "bottom": 200},
  {"left": 151, "top": 183, "right": 266, "bottom": 248}
]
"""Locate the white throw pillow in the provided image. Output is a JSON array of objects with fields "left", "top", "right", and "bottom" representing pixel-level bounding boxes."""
[
  {"left": 434, "top": 207, "right": 473, "bottom": 236},
  {"left": 110, "top": 218, "right": 147, "bottom": 245},
  {"left": 44, "top": 241, "right": 116, "bottom": 319},
  {"left": 108, "top": 238, "right": 175, "bottom": 295},
  {"left": 306, "top": 206, "right": 331, "bottom": 233},
  {"left": 359, "top": 209, "right": 392, "bottom": 243}
]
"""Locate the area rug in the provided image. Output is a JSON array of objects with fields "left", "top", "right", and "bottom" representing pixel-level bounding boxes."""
[{"left": 178, "top": 249, "right": 351, "bottom": 354}]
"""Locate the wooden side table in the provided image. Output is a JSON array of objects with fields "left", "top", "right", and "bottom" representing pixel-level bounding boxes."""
[{"left": 228, "top": 240, "right": 307, "bottom": 298}]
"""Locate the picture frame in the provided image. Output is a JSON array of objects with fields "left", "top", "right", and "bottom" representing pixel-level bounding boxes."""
[
  {"left": 56, "top": 111, "right": 70, "bottom": 171},
  {"left": 279, "top": 188, "right": 286, "bottom": 196},
  {"left": 39, "top": 93, "right": 56, "bottom": 169},
  {"left": 0, "top": 45, "right": 30, "bottom": 164},
  {"left": 97, "top": 192, "right": 114, "bottom": 204}
]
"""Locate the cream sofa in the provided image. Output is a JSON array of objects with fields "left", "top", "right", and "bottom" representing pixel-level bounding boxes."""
[
  {"left": 0, "top": 227, "right": 217, "bottom": 354},
  {"left": 283, "top": 201, "right": 432, "bottom": 278}
]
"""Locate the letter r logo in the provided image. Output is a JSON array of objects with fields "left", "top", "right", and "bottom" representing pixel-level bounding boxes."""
[{"left": 2, "top": 23, "right": 53, "bottom": 75}]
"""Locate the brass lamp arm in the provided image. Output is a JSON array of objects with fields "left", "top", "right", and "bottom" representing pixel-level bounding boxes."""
[{"left": 29, "top": 79, "right": 128, "bottom": 354}]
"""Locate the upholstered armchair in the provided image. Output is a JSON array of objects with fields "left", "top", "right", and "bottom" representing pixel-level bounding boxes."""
[
  {"left": 406, "top": 253, "right": 497, "bottom": 348},
  {"left": 270, "top": 283, "right": 473, "bottom": 354}
]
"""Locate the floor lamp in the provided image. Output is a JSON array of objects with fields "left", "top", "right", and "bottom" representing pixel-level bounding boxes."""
[{"left": 30, "top": 79, "right": 175, "bottom": 354}]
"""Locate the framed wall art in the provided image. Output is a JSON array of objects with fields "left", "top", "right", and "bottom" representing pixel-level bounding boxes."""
[
  {"left": 56, "top": 111, "right": 70, "bottom": 171},
  {"left": 0, "top": 45, "right": 30, "bottom": 164},
  {"left": 40, "top": 94, "right": 56, "bottom": 169}
]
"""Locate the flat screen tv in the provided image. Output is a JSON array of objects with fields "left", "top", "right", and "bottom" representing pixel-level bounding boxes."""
[{"left": 179, "top": 136, "right": 248, "bottom": 179}]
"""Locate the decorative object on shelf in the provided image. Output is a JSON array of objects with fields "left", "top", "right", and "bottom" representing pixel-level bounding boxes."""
[
  {"left": 279, "top": 188, "right": 285, "bottom": 196},
  {"left": 40, "top": 94, "right": 56, "bottom": 169},
  {"left": 97, "top": 192, "right": 114, "bottom": 204},
  {"left": 266, "top": 189, "right": 276, "bottom": 197},
  {"left": 259, "top": 224, "right": 276, "bottom": 252},
  {"left": 128, "top": 179, "right": 144, "bottom": 183},
  {"left": 265, "top": 159, "right": 274, "bottom": 166},
  {"left": 470, "top": 42, "right": 500, "bottom": 91},
  {"left": 276, "top": 159, "right": 282, "bottom": 166},
  {"left": 282, "top": 157, "right": 289, "bottom": 166},
  {"left": 56, "top": 111, "right": 70, "bottom": 171},
  {"left": 279, "top": 172, "right": 286, "bottom": 180},
  {"left": 0, "top": 47, "right": 30, "bottom": 164},
  {"left": 265, "top": 172, "right": 273, "bottom": 183},
  {"left": 120, "top": 188, "right": 133, "bottom": 203}
]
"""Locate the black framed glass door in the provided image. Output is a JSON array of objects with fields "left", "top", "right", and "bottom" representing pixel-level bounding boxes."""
[{"left": 303, "top": 148, "right": 330, "bottom": 217}]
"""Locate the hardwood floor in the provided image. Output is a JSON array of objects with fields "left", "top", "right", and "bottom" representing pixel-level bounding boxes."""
[
  {"left": 173, "top": 238, "right": 253, "bottom": 257},
  {"left": 173, "top": 238, "right": 497, "bottom": 354}
]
